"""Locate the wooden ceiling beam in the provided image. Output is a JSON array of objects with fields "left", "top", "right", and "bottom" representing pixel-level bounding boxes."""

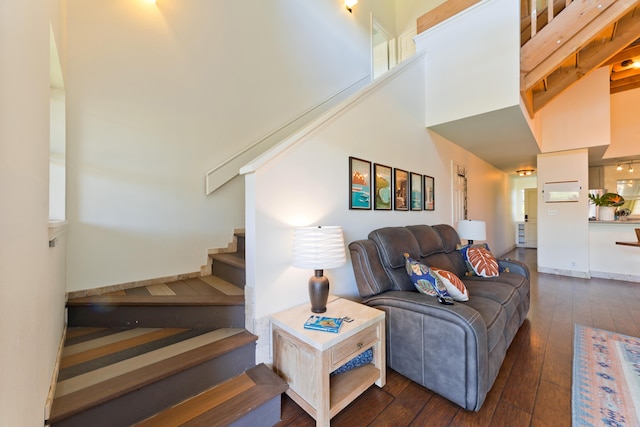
[
  {"left": 522, "top": 0, "right": 639, "bottom": 91},
  {"left": 604, "top": 43, "right": 640, "bottom": 65},
  {"left": 611, "top": 73, "right": 640, "bottom": 93},
  {"left": 611, "top": 67, "right": 640, "bottom": 81},
  {"left": 532, "top": 11, "right": 640, "bottom": 112}
]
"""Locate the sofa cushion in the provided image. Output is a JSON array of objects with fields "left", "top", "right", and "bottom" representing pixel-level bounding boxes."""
[
  {"left": 370, "top": 227, "right": 420, "bottom": 269},
  {"left": 473, "top": 272, "right": 529, "bottom": 303},
  {"left": 432, "top": 224, "right": 468, "bottom": 277},
  {"left": 431, "top": 268, "right": 469, "bottom": 302},
  {"left": 458, "top": 243, "right": 499, "bottom": 277},
  {"left": 463, "top": 279, "right": 520, "bottom": 320},
  {"left": 406, "top": 225, "right": 461, "bottom": 274},
  {"left": 367, "top": 227, "right": 421, "bottom": 291}
]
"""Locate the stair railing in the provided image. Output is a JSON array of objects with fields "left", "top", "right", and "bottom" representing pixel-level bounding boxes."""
[
  {"left": 522, "top": 0, "right": 573, "bottom": 44},
  {"left": 205, "top": 75, "right": 369, "bottom": 195}
]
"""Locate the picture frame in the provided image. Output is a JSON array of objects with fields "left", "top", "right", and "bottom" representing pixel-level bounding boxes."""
[
  {"left": 424, "top": 175, "right": 435, "bottom": 211},
  {"left": 349, "top": 157, "right": 372, "bottom": 210},
  {"left": 373, "top": 163, "right": 392, "bottom": 210},
  {"left": 394, "top": 168, "right": 409, "bottom": 211},
  {"left": 410, "top": 172, "right": 423, "bottom": 211}
]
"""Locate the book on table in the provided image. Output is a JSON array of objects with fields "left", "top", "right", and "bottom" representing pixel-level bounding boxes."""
[{"left": 304, "top": 315, "right": 344, "bottom": 333}]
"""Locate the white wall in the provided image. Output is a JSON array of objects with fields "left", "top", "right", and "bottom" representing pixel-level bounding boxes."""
[
  {"left": 49, "top": 88, "right": 66, "bottom": 220},
  {"left": 244, "top": 54, "right": 513, "bottom": 363},
  {"left": 63, "top": 0, "right": 378, "bottom": 291},
  {"left": 395, "top": 0, "right": 446, "bottom": 35},
  {"left": 537, "top": 149, "right": 590, "bottom": 277},
  {"left": 608, "top": 87, "right": 640, "bottom": 159},
  {"left": 534, "top": 67, "right": 627, "bottom": 278},
  {"left": 415, "top": 0, "right": 521, "bottom": 127},
  {"left": 0, "top": 0, "right": 67, "bottom": 424},
  {"left": 538, "top": 67, "right": 611, "bottom": 153}
]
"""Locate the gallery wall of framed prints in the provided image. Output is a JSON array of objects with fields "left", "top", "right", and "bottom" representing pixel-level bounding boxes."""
[{"left": 349, "top": 156, "right": 435, "bottom": 212}]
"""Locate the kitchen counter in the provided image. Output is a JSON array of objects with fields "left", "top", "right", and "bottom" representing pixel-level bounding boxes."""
[{"left": 589, "top": 221, "right": 640, "bottom": 282}]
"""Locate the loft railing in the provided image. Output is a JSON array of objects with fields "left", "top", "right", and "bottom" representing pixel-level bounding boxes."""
[
  {"left": 521, "top": 0, "right": 573, "bottom": 45},
  {"left": 205, "top": 75, "right": 370, "bottom": 195},
  {"left": 416, "top": 0, "right": 574, "bottom": 45}
]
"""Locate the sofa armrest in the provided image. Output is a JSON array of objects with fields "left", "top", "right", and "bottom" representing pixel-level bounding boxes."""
[
  {"left": 498, "top": 259, "right": 529, "bottom": 281},
  {"left": 349, "top": 240, "right": 393, "bottom": 297},
  {"left": 363, "top": 291, "right": 489, "bottom": 410}
]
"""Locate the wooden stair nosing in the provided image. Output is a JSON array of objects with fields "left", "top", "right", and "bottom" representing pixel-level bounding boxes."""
[
  {"left": 133, "top": 363, "right": 288, "bottom": 427},
  {"left": 48, "top": 330, "right": 257, "bottom": 424},
  {"left": 67, "top": 294, "right": 244, "bottom": 307},
  {"left": 60, "top": 327, "right": 188, "bottom": 369}
]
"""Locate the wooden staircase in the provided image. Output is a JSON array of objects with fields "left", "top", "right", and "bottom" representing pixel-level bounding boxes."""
[{"left": 48, "top": 231, "right": 287, "bottom": 427}]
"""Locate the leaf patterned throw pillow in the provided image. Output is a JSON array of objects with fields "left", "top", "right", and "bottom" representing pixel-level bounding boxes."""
[
  {"left": 431, "top": 268, "right": 469, "bottom": 301},
  {"left": 458, "top": 243, "right": 499, "bottom": 278}
]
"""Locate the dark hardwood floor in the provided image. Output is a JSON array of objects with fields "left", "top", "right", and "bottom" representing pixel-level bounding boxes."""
[{"left": 275, "top": 248, "right": 640, "bottom": 426}]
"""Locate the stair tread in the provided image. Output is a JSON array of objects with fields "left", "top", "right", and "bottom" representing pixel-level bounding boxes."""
[
  {"left": 133, "top": 363, "right": 287, "bottom": 427},
  {"left": 210, "top": 252, "right": 246, "bottom": 267},
  {"left": 48, "top": 328, "right": 257, "bottom": 423}
]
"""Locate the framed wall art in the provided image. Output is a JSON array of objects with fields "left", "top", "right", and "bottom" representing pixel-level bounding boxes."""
[
  {"left": 424, "top": 175, "right": 434, "bottom": 211},
  {"left": 373, "top": 163, "right": 392, "bottom": 210},
  {"left": 394, "top": 168, "right": 409, "bottom": 211},
  {"left": 349, "top": 157, "right": 371, "bottom": 210},
  {"left": 410, "top": 172, "right": 423, "bottom": 211}
]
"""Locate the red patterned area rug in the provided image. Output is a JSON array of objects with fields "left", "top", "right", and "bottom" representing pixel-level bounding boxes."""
[{"left": 573, "top": 324, "right": 640, "bottom": 427}]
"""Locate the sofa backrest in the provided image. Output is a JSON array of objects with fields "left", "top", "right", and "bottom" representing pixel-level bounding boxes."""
[{"left": 349, "top": 224, "right": 467, "bottom": 298}]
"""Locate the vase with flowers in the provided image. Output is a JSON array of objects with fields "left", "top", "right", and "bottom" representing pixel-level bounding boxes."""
[{"left": 588, "top": 192, "right": 625, "bottom": 221}]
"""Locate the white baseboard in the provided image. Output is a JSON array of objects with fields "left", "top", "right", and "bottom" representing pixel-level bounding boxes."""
[
  {"left": 538, "top": 266, "right": 591, "bottom": 279},
  {"left": 590, "top": 270, "right": 640, "bottom": 283},
  {"left": 45, "top": 323, "right": 67, "bottom": 421}
]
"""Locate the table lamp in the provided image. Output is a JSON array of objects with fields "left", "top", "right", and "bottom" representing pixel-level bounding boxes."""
[
  {"left": 457, "top": 220, "right": 486, "bottom": 245},
  {"left": 292, "top": 226, "right": 346, "bottom": 313}
]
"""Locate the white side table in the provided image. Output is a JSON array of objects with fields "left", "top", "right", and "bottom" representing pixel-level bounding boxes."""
[{"left": 271, "top": 296, "right": 386, "bottom": 427}]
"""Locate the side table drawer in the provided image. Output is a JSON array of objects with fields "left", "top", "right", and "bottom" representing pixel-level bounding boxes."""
[{"left": 331, "top": 323, "right": 379, "bottom": 369}]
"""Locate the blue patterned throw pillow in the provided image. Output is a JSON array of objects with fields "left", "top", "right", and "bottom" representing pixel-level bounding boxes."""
[
  {"left": 331, "top": 348, "right": 373, "bottom": 376},
  {"left": 404, "top": 253, "right": 452, "bottom": 299}
]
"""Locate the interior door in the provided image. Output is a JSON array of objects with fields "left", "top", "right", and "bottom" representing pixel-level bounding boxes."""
[
  {"left": 372, "top": 42, "right": 389, "bottom": 79},
  {"left": 524, "top": 188, "right": 538, "bottom": 248}
]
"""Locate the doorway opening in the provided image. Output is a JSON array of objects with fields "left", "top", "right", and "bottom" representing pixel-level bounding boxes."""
[{"left": 371, "top": 19, "right": 396, "bottom": 80}]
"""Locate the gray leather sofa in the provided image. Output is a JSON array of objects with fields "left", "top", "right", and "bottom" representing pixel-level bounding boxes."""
[{"left": 348, "top": 224, "right": 530, "bottom": 411}]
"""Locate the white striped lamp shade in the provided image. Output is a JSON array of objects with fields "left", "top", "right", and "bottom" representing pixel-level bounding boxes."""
[
  {"left": 457, "top": 220, "right": 486, "bottom": 242},
  {"left": 292, "top": 226, "right": 346, "bottom": 270}
]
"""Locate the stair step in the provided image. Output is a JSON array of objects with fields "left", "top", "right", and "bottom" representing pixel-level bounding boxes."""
[
  {"left": 211, "top": 252, "right": 246, "bottom": 268},
  {"left": 47, "top": 328, "right": 258, "bottom": 427},
  {"left": 211, "top": 253, "right": 246, "bottom": 288},
  {"left": 235, "top": 231, "right": 246, "bottom": 256},
  {"left": 134, "top": 363, "right": 288, "bottom": 427},
  {"left": 67, "top": 276, "right": 245, "bottom": 328}
]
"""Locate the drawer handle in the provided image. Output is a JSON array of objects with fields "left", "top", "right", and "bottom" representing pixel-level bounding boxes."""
[{"left": 357, "top": 343, "right": 363, "bottom": 349}]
